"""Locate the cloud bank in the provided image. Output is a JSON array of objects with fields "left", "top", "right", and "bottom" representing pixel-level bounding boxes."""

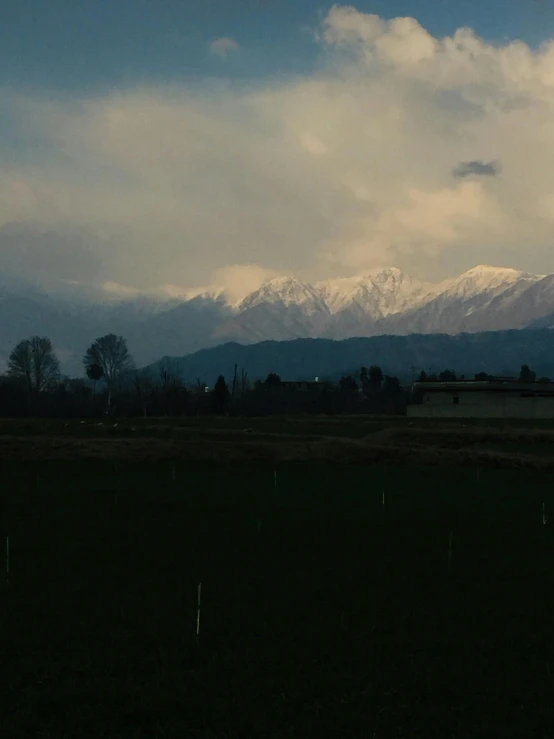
[{"left": 3, "top": 4, "right": 554, "bottom": 298}]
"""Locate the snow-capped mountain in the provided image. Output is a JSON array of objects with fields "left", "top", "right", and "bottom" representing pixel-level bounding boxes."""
[
  {"left": 437, "top": 265, "right": 539, "bottom": 298},
  {"left": 239, "top": 277, "right": 329, "bottom": 315},
  {"left": 378, "top": 265, "right": 544, "bottom": 335},
  {"left": 2, "top": 264, "right": 554, "bottom": 375},
  {"left": 316, "top": 267, "right": 435, "bottom": 317}
]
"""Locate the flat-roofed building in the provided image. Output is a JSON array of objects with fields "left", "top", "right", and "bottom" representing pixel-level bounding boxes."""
[{"left": 408, "top": 380, "right": 554, "bottom": 418}]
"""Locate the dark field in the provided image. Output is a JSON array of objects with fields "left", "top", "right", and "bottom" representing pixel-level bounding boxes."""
[
  {"left": 2, "top": 456, "right": 554, "bottom": 738},
  {"left": 4, "top": 415, "right": 554, "bottom": 468}
]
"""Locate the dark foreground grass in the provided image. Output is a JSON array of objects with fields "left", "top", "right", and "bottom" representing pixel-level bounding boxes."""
[
  {"left": 5, "top": 416, "right": 554, "bottom": 470},
  {"left": 2, "top": 462, "right": 554, "bottom": 737}
]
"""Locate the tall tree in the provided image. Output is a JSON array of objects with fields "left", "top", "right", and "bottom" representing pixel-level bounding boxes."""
[
  {"left": 212, "top": 375, "right": 230, "bottom": 414},
  {"left": 8, "top": 336, "right": 60, "bottom": 393},
  {"left": 368, "top": 365, "right": 384, "bottom": 391},
  {"left": 519, "top": 364, "right": 536, "bottom": 383},
  {"left": 264, "top": 373, "right": 282, "bottom": 388},
  {"left": 474, "top": 372, "right": 493, "bottom": 381},
  {"left": 339, "top": 375, "right": 358, "bottom": 393},
  {"left": 83, "top": 334, "right": 134, "bottom": 412}
]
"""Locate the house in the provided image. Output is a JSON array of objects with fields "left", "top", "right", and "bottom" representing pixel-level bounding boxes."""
[{"left": 407, "top": 380, "right": 554, "bottom": 419}]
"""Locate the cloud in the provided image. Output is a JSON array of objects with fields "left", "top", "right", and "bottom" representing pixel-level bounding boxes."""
[
  {"left": 209, "top": 37, "right": 239, "bottom": 59},
  {"left": 453, "top": 160, "right": 501, "bottom": 178},
  {"left": 3, "top": 4, "right": 554, "bottom": 294},
  {"left": 212, "top": 264, "right": 280, "bottom": 303}
]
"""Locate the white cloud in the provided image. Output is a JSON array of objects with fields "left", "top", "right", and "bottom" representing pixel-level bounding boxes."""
[
  {"left": 209, "top": 37, "right": 239, "bottom": 59},
  {"left": 3, "top": 4, "right": 554, "bottom": 293},
  {"left": 212, "top": 264, "right": 280, "bottom": 303}
]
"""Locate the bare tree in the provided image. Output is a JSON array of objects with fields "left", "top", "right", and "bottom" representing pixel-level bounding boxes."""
[
  {"left": 83, "top": 334, "right": 134, "bottom": 412},
  {"left": 8, "top": 336, "right": 60, "bottom": 393}
]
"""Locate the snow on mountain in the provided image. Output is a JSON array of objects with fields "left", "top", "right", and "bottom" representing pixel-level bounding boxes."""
[
  {"left": 434, "top": 265, "right": 542, "bottom": 301},
  {"left": 3, "top": 264, "right": 554, "bottom": 375},
  {"left": 317, "top": 267, "right": 435, "bottom": 318},
  {"left": 239, "top": 277, "right": 330, "bottom": 316},
  {"left": 378, "top": 265, "right": 545, "bottom": 336}
]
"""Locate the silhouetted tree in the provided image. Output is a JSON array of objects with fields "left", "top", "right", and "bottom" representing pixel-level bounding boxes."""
[
  {"left": 474, "top": 372, "right": 493, "bottom": 381},
  {"left": 368, "top": 365, "right": 384, "bottom": 391},
  {"left": 212, "top": 375, "right": 230, "bottom": 414},
  {"left": 339, "top": 375, "right": 358, "bottom": 393},
  {"left": 84, "top": 334, "right": 134, "bottom": 413},
  {"left": 264, "top": 373, "right": 282, "bottom": 388},
  {"left": 519, "top": 364, "right": 536, "bottom": 383},
  {"left": 8, "top": 336, "right": 60, "bottom": 394},
  {"left": 417, "top": 370, "right": 428, "bottom": 382},
  {"left": 438, "top": 369, "right": 457, "bottom": 381},
  {"left": 361, "top": 365, "right": 383, "bottom": 394}
]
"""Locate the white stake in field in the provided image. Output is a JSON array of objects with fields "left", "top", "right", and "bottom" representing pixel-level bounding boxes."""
[{"left": 196, "top": 582, "right": 202, "bottom": 639}]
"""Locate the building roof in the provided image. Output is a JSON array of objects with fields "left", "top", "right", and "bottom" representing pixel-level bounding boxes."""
[{"left": 414, "top": 381, "right": 554, "bottom": 395}]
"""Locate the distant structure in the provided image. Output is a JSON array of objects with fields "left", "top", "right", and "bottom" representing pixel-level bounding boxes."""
[
  {"left": 408, "top": 379, "right": 554, "bottom": 419},
  {"left": 281, "top": 380, "right": 328, "bottom": 392}
]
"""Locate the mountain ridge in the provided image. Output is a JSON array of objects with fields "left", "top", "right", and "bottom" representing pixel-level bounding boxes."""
[
  {"left": 144, "top": 329, "right": 554, "bottom": 386},
  {"left": 1, "top": 264, "right": 554, "bottom": 375}
]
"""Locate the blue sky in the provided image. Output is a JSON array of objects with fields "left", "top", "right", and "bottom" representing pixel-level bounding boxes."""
[{"left": 3, "top": 0, "right": 554, "bottom": 92}]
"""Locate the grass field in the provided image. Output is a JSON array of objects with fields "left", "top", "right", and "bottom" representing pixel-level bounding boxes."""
[
  {"left": 2, "top": 450, "right": 554, "bottom": 737},
  {"left": 3, "top": 414, "right": 554, "bottom": 467}
]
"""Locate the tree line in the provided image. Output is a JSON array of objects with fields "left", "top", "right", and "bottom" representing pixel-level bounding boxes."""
[
  {"left": 2, "top": 333, "right": 549, "bottom": 418},
  {"left": 0, "top": 334, "right": 409, "bottom": 417}
]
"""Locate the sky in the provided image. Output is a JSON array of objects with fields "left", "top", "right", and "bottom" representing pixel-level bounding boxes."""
[{"left": 3, "top": 0, "right": 554, "bottom": 302}]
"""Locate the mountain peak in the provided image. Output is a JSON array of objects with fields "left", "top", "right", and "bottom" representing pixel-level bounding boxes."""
[
  {"left": 463, "top": 264, "right": 527, "bottom": 277},
  {"left": 238, "top": 275, "right": 325, "bottom": 311},
  {"left": 317, "top": 266, "right": 432, "bottom": 317},
  {"left": 443, "top": 264, "right": 541, "bottom": 294}
]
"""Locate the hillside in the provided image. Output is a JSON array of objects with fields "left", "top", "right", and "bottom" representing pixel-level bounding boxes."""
[{"left": 143, "top": 329, "right": 554, "bottom": 386}]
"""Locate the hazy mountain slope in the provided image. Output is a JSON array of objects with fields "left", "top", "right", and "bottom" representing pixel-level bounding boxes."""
[
  {"left": 123, "top": 296, "right": 233, "bottom": 368},
  {"left": 144, "top": 329, "right": 554, "bottom": 386}
]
